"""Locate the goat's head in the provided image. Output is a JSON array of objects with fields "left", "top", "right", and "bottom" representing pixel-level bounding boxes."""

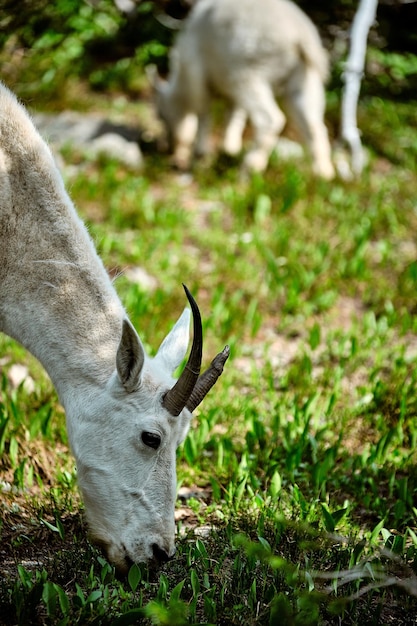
[
  {"left": 67, "top": 285, "right": 228, "bottom": 572},
  {"left": 147, "top": 62, "right": 198, "bottom": 170}
]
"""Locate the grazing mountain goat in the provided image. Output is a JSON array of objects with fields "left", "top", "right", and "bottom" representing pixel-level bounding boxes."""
[
  {"left": 151, "top": 0, "right": 335, "bottom": 179},
  {"left": 0, "top": 83, "right": 229, "bottom": 572}
]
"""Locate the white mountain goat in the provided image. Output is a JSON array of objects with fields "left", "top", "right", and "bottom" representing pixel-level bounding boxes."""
[
  {"left": 150, "top": 0, "right": 335, "bottom": 178},
  {"left": 0, "top": 82, "right": 229, "bottom": 572}
]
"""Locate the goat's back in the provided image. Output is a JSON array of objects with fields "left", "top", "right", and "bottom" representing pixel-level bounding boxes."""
[{"left": 178, "top": 0, "right": 328, "bottom": 94}]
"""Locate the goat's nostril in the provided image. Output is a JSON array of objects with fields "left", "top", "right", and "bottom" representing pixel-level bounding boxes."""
[{"left": 152, "top": 543, "right": 173, "bottom": 563}]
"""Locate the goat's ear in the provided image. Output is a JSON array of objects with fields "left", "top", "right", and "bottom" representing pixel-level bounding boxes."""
[
  {"left": 154, "top": 307, "right": 190, "bottom": 374},
  {"left": 116, "top": 319, "right": 145, "bottom": 392}
]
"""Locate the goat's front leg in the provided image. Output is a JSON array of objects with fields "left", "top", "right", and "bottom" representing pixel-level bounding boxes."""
[
  {"left": 194, "top": 108, "right": 212, "bottom": 157},
  {"left": 223, "top": 107, "right": 247, "bottom": 155},
  {"left": 172, "top": 112, "right": 199, "bottom": 170}
]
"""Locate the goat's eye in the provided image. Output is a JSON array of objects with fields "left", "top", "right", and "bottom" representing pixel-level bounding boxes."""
[{"left": 141, "top": 431, "right": 161, "bottom": 450}]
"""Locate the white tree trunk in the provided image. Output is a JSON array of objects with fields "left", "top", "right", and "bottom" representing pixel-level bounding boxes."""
[{"left": 341, "top": 0, "right": 378, "bottom": 176}]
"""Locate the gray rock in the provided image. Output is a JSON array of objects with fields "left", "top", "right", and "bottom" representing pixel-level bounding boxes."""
[{"left": 33, "top": 111, "right": 143, "bottom": 169}]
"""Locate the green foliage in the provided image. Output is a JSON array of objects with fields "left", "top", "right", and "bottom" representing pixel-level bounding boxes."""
[
  {"left": 366, "top": 48, "right": 417, "bottom": 97},
  {"left": 0, "top": 0, "right": 173, "bottom": 99}
]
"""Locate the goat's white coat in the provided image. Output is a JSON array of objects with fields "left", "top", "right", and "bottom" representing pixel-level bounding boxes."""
[
  {"left": 153, "top": 0, "right": 335, "bottom": 178},
  {"left": 0, "top": 83, "right": 194, "bottom": 570}
]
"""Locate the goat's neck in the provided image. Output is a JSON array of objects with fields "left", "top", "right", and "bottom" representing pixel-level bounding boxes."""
[{"left": 0, "top": 123, "right": 125, "bottom": 403}]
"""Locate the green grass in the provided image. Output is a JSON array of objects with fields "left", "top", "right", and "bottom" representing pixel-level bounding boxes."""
[{"left": 2, "top": 53, "right": 417, "bottom": 625}]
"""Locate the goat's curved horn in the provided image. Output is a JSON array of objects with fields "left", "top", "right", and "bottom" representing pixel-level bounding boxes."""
[
  {"left": 186, "top": 345, "right": 230, "bottom": 413},
  {"left": 162, "top": 284, "right": 203, "bottom": 416}
]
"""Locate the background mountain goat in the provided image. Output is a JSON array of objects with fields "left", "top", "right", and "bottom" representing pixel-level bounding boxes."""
[{"left": 152, "top": 0, "right": 335, "bottom": 178}]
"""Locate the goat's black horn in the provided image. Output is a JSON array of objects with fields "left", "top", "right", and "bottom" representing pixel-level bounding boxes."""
[{"left": 162, "top": 285, "right": 203, "bottom": 416}]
